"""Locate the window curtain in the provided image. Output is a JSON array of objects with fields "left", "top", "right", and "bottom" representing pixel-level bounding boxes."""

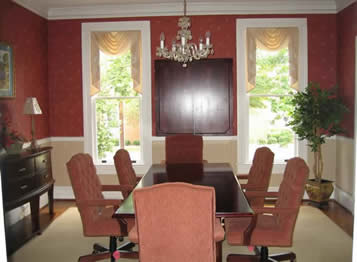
[
  {"left": 246, "top": 27, "right": 299, "bottom": 92},
  {"left": 90, "top": 31, "right": 142, "bottom": 96}
]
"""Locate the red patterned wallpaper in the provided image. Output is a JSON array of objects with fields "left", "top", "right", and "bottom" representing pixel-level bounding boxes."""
[
  {"left": 337, "top": 2, "right": 357, "bottom": 138},
  {"left": 48, "top": 14, "right": 340, "bottom": 137},
  {"left": 0, "top": 0, "right": 49, "bottom": 140}
]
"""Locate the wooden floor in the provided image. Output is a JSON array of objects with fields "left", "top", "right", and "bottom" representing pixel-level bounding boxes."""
[{"left": 5, "top": 199, "right": 354, "bottom": 256}]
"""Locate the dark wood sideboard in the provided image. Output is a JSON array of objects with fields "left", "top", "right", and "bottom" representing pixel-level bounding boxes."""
[{"left": 0, "top": 147, "right": 55, "bottom": 254}]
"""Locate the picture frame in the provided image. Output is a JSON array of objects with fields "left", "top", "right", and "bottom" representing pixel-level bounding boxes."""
[{"left": 0, "top": 42, "right": 15, "bottom": 98}]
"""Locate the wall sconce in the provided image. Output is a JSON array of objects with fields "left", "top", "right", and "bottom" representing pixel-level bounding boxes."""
[{"left": 23, "top": 97, "right": 42, "bottom": 151}]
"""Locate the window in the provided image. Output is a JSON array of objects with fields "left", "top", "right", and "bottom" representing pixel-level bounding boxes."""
[
  {"left": 82, "top": 21, "right": 152, "bottom": 175},
  {"left": 236, "top": 19, "right": 308, "bottom": 173}
]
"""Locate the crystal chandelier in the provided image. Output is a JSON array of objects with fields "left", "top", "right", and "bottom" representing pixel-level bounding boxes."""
[{"left": 156, "top": 0, "right": 214, "bottom": 67}]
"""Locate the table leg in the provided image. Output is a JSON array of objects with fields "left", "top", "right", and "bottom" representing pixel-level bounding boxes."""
[
  {"left": 30, "top": 196, "right": 40, "bottom": 233},
  {"left": 216, "top": 241, "right": 222, "bottom": 262}
]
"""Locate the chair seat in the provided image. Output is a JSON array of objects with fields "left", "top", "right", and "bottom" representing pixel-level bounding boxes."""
[{"left": 226, "top": 214, "right": 292, "bottom": 247}]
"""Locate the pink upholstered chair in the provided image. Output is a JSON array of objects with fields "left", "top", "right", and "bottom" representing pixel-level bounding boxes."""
[
  {"left": 128, "top": 182, "right": 225, "bottom": 262},
  {"left": 165, "top": 134, "right": 204, "bottom": 164},
  {"left": 113, "top": 149, "right": 141, "bottom": 199},
  {"left": 237, "top": 147, "right": 274, "bottom": 208},
  {"left": 66, "top": 153, "right": 137, "bottom": 262},
  {"left": 225, "top": 157, "right": 309, "bottom": 262}
]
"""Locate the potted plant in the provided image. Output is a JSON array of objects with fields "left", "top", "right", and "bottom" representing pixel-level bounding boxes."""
[
  {"left": 287, "top": 82, "right": 349, "bottom": 205},
  {"left": 0, "top": 113, "right": 27, "bottom": 155}
]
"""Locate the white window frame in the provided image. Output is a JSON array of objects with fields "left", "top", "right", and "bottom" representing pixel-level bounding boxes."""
[
  {"left": 236, "top": 18, "right": 308, "bottom": 174},
  {"left": 82, "top": 21, "right": 152, "bottom": 175}
]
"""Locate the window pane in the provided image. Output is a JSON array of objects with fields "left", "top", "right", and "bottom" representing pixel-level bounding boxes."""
[
  {"left": 251, "top": 48, "right": 291, "bottom": 96},
  {"left": 95, "top": 98, "right": 141, "bottom": 163},
  {"left": 249, "top": 96, "right": 294, "bottom": 162}
]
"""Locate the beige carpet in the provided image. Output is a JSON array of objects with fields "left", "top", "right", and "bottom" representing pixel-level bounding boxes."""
[{"left": 9, "top": 206, "right": 352, "bottom": 262}]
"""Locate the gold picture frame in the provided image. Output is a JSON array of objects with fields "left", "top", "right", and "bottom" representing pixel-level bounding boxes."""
[{"left": 0, "top": 42, "right": 15, "bottom": 98}]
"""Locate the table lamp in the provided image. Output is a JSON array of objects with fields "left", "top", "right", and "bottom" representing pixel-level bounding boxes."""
[{"left": 23, "top": 97, "right": 42, "bottom": 151}]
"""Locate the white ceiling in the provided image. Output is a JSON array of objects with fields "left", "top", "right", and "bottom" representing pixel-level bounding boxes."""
[{"left": 13, "top": 0, "right": 356, "bottom": 20}]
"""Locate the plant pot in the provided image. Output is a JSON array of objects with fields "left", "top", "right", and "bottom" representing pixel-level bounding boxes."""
[{"left": 305, "top": 179, "right": 334, "bottom": 204}]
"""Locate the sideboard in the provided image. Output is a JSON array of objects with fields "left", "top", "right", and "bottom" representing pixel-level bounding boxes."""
[{"left": 0, "top": 146, "right": 55, "bottom": 253}]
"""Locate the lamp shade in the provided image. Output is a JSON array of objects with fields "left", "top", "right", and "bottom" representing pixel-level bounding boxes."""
[{"left": 23, "top": 97, "right": 42, "bottom": 115}]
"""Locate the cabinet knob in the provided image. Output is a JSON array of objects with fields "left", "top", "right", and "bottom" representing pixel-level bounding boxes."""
[
  {"left": 18, "top": 168, "right": 27, "bottom": 173},
  {"left": 20, "top": 185, "right": 28, "bottom": 190}
]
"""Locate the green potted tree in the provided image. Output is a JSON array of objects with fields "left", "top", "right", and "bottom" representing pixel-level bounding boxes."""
[{"left": 287, "top": 82, "right": 349, "bottom": 205}]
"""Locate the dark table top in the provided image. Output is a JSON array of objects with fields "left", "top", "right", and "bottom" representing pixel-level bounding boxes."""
[{"left": 113, "top": 163, "right": 253, "bottom": 218}]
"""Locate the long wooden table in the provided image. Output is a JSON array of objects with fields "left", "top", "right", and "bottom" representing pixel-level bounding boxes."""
[{"left": 113, "top": 163, "right": 254, "bottom": 261}]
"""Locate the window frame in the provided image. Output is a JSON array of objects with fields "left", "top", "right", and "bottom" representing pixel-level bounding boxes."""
[
  {"left": 236, "top": 18, "right": 308, "bottom": 174},
  {"left": 82, "top": 21, "right": 152, "bottom": 175}
]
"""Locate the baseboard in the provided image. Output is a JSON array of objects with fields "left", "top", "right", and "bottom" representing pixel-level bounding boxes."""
[
  {"left": 54, "top": 186, "right": 124, "bottom": 200},
  {"left": 333, "top": 186, "right": 354, "bottom": 214}
]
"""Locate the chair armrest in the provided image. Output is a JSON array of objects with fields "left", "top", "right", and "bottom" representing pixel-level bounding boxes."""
[
  {"left": 214, "top": 218, "right": 225, "bottom": 242},
  {"left": 253, "top": 207, "right": 298, "bottom": 214},
  {"left": 245, "top": 191, "right": 279, "bottom": 198},
  {"left": 237, "top": 174, "right": 249, "bottom": 180},
  {"left": 101, "top": 184, "right": 135, "bottom": 192},
  {"left": 77, "top": 199, "right": 122, "bottom": 207},
  {"left": 128, "top": 224, "right": 139, "bottom": 243}
]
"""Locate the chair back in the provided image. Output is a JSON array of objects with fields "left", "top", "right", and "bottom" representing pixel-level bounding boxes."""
[
  {"left": 247, "top": 147, "right": 274, "bottom": 207},
  {"left": 114, "top": 149, "right": 137, "bottom": 198},
  {"left": 66, "top": 153, "right": 105, "bottom": 235},
  {"left": 133, "top": 182, "right": 217, "bottom": 262},
  {"left": 275, "top": 157, "right": 309, "bottom": 243},
  {"left": 165, "top": 134, "right": 203, "bottom": 164}
]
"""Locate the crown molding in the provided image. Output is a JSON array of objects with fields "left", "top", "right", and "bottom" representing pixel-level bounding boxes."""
[
  {"left": 13, "top": 0, "right": 340, "bottom": 20},
  {"left": 12, "top": 0, "right": 48, "bottom": 19},
  {"left": 335, "top": 0, "right": 356, "bottom": 12}
]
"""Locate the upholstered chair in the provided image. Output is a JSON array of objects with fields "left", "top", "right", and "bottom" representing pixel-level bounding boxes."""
[
  {"left": 66, "top": 153, "right": 137, "bottom": 262},
  {"left": 113, "top": 149, "right": 141, "bottom": 199},
  {"left": 225, "top": 157, "right": 309, "bottom": 262},
  {"left": 165, "top": 134, "right": 204, "bottom": 164},
  {"left": 237, "top": 147, "right": 274, "bottom": 207},
  {"left": 128, "top": 182, "right": 225, "bottom": 262}
]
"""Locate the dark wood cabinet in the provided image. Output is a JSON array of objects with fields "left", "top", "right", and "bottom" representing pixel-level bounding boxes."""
[
  {"left": 155, "top": 59, "right": 233, "bottom": 136},
  {"left": 1, "top": 147, "right": 55, "bottom": 253}
]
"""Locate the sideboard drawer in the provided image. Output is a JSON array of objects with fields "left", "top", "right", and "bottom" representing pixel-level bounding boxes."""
[
  {"left": 4, "top": 175, "right": 37, "bottom": 202},
  {"left": 3, "top": 158, "right": 35, "bottom": 181},
  {"left": 37, "top": 169, "right": 52, "bottom": 186},
  {"left": 35, "top": 152, "right": 51, "bottom": 172}
]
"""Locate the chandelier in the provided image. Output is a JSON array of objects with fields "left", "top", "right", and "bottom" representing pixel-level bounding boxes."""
[{"left": 156, "top": 0, "right": 214, "bottom": 67}]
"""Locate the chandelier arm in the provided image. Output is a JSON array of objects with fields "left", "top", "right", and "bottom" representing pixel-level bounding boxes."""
[{"left": 156, "top": 0, "right": 213, "bottom": 67}]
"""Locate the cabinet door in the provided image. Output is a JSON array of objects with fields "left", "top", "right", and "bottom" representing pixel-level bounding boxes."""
[
  {"left": 193, "top": 60, "right": 233, "bottom": 134},
  {"left": 155, "top": 59, "right": 233, "bottom": 136},
  {"left": 156, "top": 61, "right": 194, "bottom": 134}
]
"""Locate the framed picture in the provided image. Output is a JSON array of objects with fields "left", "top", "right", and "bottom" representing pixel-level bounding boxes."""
[{"left": 0, "top": 43, "right": 15, "bottom": 98}]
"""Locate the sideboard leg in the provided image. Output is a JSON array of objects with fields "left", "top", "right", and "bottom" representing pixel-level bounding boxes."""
[
  {"left": 48, "top": 184, "right": 54, "bottom": 215},
  {"left": 30, "top": 196, "right": 40, "bottom": 233}
]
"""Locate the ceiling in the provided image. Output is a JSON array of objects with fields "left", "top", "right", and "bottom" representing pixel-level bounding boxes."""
[{"left": 12, "top": 0, "right": 356, "bottom": 20}]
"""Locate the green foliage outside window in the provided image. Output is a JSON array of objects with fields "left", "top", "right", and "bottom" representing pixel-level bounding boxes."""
[
  {"left": 250, "top": 48, "right": 295, "bottom": 147},
  {"left": 96, "top": 52, "right": 139, "bottom": 159}
]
